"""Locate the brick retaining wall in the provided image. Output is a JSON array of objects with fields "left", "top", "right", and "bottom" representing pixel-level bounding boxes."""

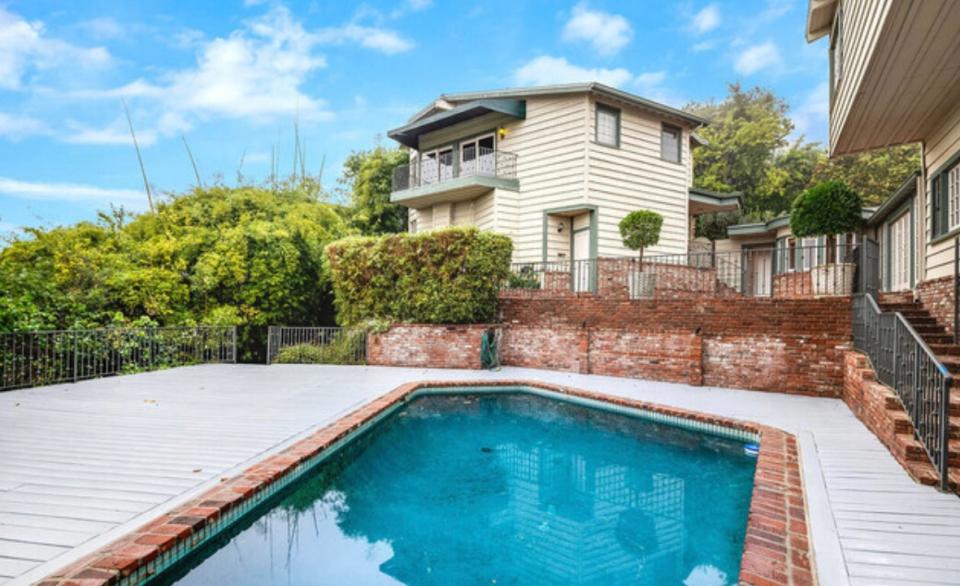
[
  {"left": 499, "top": 297, "right": 852, "bottom": 396},
  {"left": 916, "top": 276, "right": 954, "bottom": 335},
  {"left": 366, "top": 324, "right": 489, "bottom": 369}
]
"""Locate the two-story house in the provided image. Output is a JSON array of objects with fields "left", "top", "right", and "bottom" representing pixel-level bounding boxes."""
[
  {"left": 387, "top": 84, "right": 734, "bottom": 278},
  {"left": 806, "top": 0, "right": 960, "bottom": 308}
]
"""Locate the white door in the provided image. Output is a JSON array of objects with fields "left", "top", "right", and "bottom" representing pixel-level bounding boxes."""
[
  {"left": 889, "top": 213, "right": 910, "bottom": 291},
  {"left": 750, "top": 250, "right": 772, "bottom": 296},
  {"left": 573, "top": 229, "right": 591, "bottom": 292}
]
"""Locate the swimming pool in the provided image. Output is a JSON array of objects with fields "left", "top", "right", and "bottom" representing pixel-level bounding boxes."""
[{"left": 150, "top": 388, "right": 757, "bottom": 585}]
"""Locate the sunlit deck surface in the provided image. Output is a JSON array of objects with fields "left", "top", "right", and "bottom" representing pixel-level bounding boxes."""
[{"left": 1, "top": 364, "right": 959, "bottom": 585}]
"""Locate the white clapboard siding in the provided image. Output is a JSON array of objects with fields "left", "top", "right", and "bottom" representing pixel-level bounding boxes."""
[{"left": 922, "top": 102, "right": 960, "bottom": 280}]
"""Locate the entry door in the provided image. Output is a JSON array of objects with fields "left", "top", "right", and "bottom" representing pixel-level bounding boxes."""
[
  {"left": 573, "top": 229, "right": 591, "bottom": 292},
  {"left": 749, "top": 250, "right": 772, "bottom": 296},
  {"left": 889, "top": 213, "right": 910, "bottom": 291}
]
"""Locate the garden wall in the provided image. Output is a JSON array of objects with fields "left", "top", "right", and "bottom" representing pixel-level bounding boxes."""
[
  {"left": 915, "top": 276, "right": 954, "bottom": 335},
  {"left": 366, "top": 324, "right": 489, "bottom": 369},
  {"left": 498, "top": 296, "right": 853, "bottom": 396}
]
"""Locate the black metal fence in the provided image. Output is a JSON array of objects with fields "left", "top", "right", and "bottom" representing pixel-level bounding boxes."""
[
  {"left": 0, "top": 326, "right": 237, "bottom": 392},
  {"left": 852, "top": 293, "right": 952, "bottom": 488},
  {"left": 266, "top": 326, "right": 366, "bottom": 365},
  {"left": 392, "top": 147, "right": 518, "bottom": 192},
  {"left": 504, "top": 243, "right": 858, "bottom": 298}
]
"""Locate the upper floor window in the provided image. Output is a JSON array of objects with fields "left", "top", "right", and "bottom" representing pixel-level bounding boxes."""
[
  {"left": 595, "top": 104, "right": 620, "bottom": 147},
  {"left": 950, "top": 164, "right": 960, "bottom": 230},
  {"left": 660, "top": 123, "right": 681, "bottom": 163}
]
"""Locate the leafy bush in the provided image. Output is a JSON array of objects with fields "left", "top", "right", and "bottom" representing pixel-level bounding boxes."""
[
  {"left": 695, "top": 211, "right": 742, "bottom": 241},
  {"left": 325, "top": 227, "right": 512, "bottom": 326},
  {"left": 506, "top": 266, "right": 541, "bottom": 289},
  {"left": 619, "top": 210, "right": 663, "bottom": 263},
  {"left": 274, "top": 330, "right": 366, "bottom": 365},
  {"left": 790, "top": 181, "right": 863, "bottom": 237}
]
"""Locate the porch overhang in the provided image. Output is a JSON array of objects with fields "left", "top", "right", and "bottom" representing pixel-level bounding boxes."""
[
  {"left": 688, "top": 187, "right": 742, "bottom": 215},
  {"left": 391, "top": 175, "right": 518, "bottom": 208},
  {"left": 387, "top": 99, "right": 526, "bottom": 149},
  {"left": 825, "top": 1, "right": 960, "bottom": 155}
]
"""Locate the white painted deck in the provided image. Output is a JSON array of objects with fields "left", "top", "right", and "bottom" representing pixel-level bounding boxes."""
[{"left": 1, "top": 364, "right": 959, "bottom": 585}]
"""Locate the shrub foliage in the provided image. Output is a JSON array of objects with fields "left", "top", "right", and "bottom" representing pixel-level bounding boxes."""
[
  {"left": 619, "top": 210, "right": 663, "bottom": 260},
  {"left": 790, "top": 180, "right": 863, "bottom": 237},
  {"left": 325, "top": 227, "right": 512, "bottom": 326}
]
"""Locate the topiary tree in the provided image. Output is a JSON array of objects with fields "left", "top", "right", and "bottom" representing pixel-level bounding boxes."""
[
  {"left": 790, "top": 180, "right": 862, "bottom": 243},
  {"left": 619, "top": 210, "right": 663, "bottom": 271}
]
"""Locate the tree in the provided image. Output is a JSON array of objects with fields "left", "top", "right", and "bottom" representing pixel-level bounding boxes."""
[
  {"left": 686, "top": 84, "right": 797, "bottom": 214},
  {"left": 619, "top": 210, "right": 663, "bottom": 268},
  {"left": 340, "top": 146, "right": 409, "bottom": 235},
  {"left": 811, "top": 144, "right": 920, "bottom": 205},
  {"left": 790, "top": 181, "right": 863, "bottom": 238}
]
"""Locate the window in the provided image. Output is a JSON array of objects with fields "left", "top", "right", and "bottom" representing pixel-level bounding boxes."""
[
  {"left": 595, "top": 104, "right": 620, "bottom": 147},
  {"left": 661, "top": 124, "right": 681, "bottom": 163},
  {"left": 932, "top": 160, "right": 960, "bottom": 237}
]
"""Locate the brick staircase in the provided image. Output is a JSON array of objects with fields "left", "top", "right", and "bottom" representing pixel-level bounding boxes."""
[{"left": 877, "top": 300, "right": 960, "bottom": 492}]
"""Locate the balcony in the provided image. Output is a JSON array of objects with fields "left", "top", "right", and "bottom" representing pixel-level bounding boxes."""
[{"left": 390, "top": 147, "right": 519, "bottom": 207}]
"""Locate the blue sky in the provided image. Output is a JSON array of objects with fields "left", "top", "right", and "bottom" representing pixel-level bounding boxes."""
[{"left": 0, "top": 0, "right": 828, "bottom": 233}]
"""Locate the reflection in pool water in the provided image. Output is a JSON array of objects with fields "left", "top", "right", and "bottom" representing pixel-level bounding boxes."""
[{"left": 156, "top": 392, "right": 756, "bottom": 585}]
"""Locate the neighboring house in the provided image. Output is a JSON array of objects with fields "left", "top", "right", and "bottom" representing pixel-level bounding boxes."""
[
  {"left": 806, "top": 0, "right": 960, "bottom": 300},
  {"left": 386, "top": 83, "right": 733, "bottom": 268}
]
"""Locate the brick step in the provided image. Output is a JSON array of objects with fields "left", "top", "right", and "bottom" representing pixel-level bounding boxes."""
[
  {"left": 912, "top": 323, "right": 948, "bottom": 336},
  {"left": 880, "top": 303, "right": 923, "bottom": 312},
  {"left": 908, "top": 460, "right": 942, "bottom": 487},
  {"left": 903, "top": 316, "right": 940, "bottom": 328},
  {"left": 898, "top": 433, "right": 934, "bottom": 463},
  {"left": 938, "top": 356, "right": 960, "bottom": 375},
  {"left": 949, "top": 468, "right": 960, "bottom": 492},
  {"left": 923, "top": 333, "right": 955, "bottom": 345},
  {"left": 952, "top": 415, "right": 960, "bottom": 439},
  {"left": 929, "top": 343, "right": 960, "bottom": 356},
  {"left": 890, "top": 411, "right": 914, "bottom": 435}
]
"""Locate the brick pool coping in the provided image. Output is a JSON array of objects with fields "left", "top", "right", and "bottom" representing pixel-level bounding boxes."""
[{"left": 38, "top": 380, "right": 815, "bottom": 586}]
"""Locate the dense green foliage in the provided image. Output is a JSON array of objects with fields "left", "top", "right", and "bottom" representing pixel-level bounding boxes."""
[
  {"left": 618, "top": 210, "right": 663, "bottom": 260},
  {"left": 790, "top": 181, "right": 863, "bottom": 237},
  {"left": 325, "top": 227, "right": 512, "bottom": 326},
  {"left": 0, "top": 186, "right": 348, "bottom": 333},
  {"left": 687, "top": 84, "right": 919, "bottom": 215},
  {"left": 340, "top": 146, "right": 409, "bottom": 235},
  {"left": 274, "top": 332, "right": 366, "bottom": 365},
  {"left": 695, "top": 211, "right": 742, "bottom": 241}
]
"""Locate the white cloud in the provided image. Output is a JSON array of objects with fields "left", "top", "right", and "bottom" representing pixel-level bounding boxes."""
[
  {"left": 314, "top": 23, "right": 413, "bottom": 54},
  {"left": 691, "top": 5, "right": 720, "bottom": 34},
  {"left": 791, "top": 81, "right": 829, "bottom": 140},
  {"left": 514, "top": 56, "right": 633, "bottom": 88},
  {"left": 0, "top": 113, "right": 49, "bottom": 140},
  {"left": 77, "top": 17, "right": 124, "bottom": 40},
  {"left": 562, "top": 2, "right": 632, "bottom": 56},
  {"left": 407, "top": 0, "right": 433, "bottom": 10},
  {"left": 734, "top": 41, "right": 781, "bottom": 75},
  {"left": 0, "top": 6, "right": 112, "bottom": 90},
  {"left": 0, "top": 176, "right": 147, "bottom": 208},
  {"left": 635, "top": 71, "right": 667, "bottom": 87}
]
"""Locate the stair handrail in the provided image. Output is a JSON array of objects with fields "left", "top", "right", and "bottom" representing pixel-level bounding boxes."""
[{"left": 854, "top": 292, "right": 953, "bottom": 490}]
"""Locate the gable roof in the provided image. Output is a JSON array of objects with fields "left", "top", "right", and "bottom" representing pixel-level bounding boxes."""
[
  {"left": 406, "top": 82, "right": 708, "bottom": 127},
  {"left": 388, "top": 99, "right": 526, "bottom": 149}
]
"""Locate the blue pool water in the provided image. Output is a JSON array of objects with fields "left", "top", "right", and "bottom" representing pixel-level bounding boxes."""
[{"left": 156, "top": 391, "right": 757, "bottom": 585}]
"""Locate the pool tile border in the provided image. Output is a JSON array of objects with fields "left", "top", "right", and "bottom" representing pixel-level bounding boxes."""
[{"left": 37, "top": 380, "right": 815, "bottom": 586}]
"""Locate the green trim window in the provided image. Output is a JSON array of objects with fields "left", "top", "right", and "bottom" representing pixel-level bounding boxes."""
[
  {"left": 931, "top": 159, "right": 958, "bottom": 238},
  {"left": 660, "top": 123, "right": 681, "bottom": 163},
  {"left": 595, "top": 104, "right": 620, "bottom": 147}
]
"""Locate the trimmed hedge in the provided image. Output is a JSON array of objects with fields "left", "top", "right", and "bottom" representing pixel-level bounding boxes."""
[
  {"left": 790, "top": 181, "right": 863, "bottom": 237},
  {"left": 325, "top": 227, "right": 513, "bottom": 326}
]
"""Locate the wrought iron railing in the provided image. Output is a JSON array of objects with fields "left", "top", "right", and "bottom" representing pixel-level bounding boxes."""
[
  {"left": 503, "top": 243, "right": 858, "bottom": 298},
  {"left": 266, "top": 326, "right": 366, "bottom": 365},
  {"left": 853, "top": 292, "right": 952, "bottom": 488},
  {"left": 0, "top": 326, "right": 237, "bottom": 391},
  {"left": 392, "top": 147, "right": 518, "bottom": 192}
]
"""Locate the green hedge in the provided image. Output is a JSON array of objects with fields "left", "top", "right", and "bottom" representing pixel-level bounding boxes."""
[{"left": 325, "top": 227, "right": 512, "bottom": 326}]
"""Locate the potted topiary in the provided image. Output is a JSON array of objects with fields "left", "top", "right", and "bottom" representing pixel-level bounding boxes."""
[
  {"left": 790, "top": 180, "right": 863, "bottom": 295},
  {"left": 619, "top": 210, "right": 663, "bottom": 298}
]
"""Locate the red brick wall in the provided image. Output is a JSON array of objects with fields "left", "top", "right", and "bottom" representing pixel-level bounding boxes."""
[
  {"left": 916, "top": 276, "right": 954, "bottom": 334},
  {"left": 498, "top": 296, "right": 852, "bottom": 396},
  {"left": 366, "top": 324, "right": 489, "bottom": 369}
]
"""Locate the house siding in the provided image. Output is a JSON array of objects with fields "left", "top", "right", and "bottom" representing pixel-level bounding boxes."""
[
  {"left": 497, "top": 95, "right": 589, "bottom": 262},
  {"left": 585, "top": 95, "right": 691, "bottom": 257},
  {"left": 829, "top": 0, "right": 894, "bottom": 154},
  {"left": 922, "top": 102, "right": 960, "bottom": 280}
]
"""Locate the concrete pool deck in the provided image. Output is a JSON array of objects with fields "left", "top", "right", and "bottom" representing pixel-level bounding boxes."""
[{"left": 1, "top": 365, "right": 959, "bottom": 585}]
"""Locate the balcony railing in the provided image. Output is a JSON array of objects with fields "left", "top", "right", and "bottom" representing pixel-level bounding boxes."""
[{"left": 392, "top": 147, "right": 518, "bottom": 192}]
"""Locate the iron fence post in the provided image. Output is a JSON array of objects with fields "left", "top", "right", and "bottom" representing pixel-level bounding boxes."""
[{"left": 73, "top": 332, "right": 78, "bottom": 383}]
